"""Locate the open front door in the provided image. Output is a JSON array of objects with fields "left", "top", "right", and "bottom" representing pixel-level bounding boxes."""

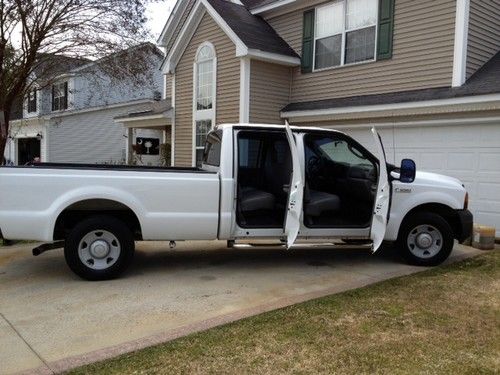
[
  {"left": 370, "top": 128, "right": 390, "bottom": 252},
  {"left": 284, "top": 123, "right": 304, "bottom": 248}
]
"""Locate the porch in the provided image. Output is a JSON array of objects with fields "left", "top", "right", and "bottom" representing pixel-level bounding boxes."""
[{"left": 115, "top": 99, "right": 173, "bottom": 166}]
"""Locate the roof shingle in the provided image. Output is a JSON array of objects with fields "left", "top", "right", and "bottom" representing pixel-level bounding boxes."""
[{"left": 207, "top": 0, "right": 298, "bottom": 58}]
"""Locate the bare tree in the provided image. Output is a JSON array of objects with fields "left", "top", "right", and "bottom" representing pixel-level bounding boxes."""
[{"left": 0, "top": 0, "right": 162, "bottom": 163}]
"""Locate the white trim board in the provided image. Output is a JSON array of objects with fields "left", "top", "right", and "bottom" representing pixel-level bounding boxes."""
[
  {"left": 321, "top": 116, "right": 500, "bottom": 130},
  {"left": 452, "top": 0, "right": 470, "bottom": 87},
  {"left": 250, "top": 0, "right": 297, "bottom": 14},
  {"left": 281, "top": 93, "right": 500, "bottom": 119},
  {"left": 239, "top": 57, "right": 251, "bottom": 123},
  {"left": 158, "top": 0, "right": 191, "bottom": 47},
  {"left": 171, "top": 74, "right": 176, "bottom": 166},
  {"left": 115, "top": 112, "right": 171, "bottom": 124}
]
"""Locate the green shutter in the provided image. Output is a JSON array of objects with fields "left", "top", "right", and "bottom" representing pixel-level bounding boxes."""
[
  {"left": 51, "top": 85, "right": 56, "bottom": 111},
  {"left": 377, "top": 0, "right": 395, "bottom": 60},
  {"left": 63, "top": 82, "right": 68, "bottom": 109},
  {"left": 301, "top": 9, "right": 315, "bottom": 73}
]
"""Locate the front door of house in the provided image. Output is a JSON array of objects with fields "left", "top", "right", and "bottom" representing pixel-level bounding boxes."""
[{"left": 17, "top": 138, "right": 41, "bottom": 165}]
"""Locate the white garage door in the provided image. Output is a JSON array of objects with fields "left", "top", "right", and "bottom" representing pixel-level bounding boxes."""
[{"left": 342, "top": 122, "right": 500, "bottom": 236}]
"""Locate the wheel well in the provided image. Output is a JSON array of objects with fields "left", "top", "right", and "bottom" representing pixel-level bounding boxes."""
[
  {"left": 402, "top": 203, "right": 461, "bottom": 240},
  {"left": 54, "top": 199, "right": 142, "bottom": 240}
]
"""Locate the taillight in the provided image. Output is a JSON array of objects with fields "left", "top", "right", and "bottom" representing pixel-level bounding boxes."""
[{"left": 464, "top": 192, "right": 469, "bottom": 210}]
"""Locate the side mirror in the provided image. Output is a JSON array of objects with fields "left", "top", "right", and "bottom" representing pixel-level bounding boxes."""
[{"left": 400, "top": 159, "right": 416, "bottom": 183}]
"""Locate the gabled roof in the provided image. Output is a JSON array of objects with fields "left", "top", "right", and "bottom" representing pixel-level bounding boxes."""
[
  {"left": 33, "top": 54, "right": 90, "bottom": 78},
  {"left": 282, "top": 51, "right": 500, "bottom": 114},
  {"left": 71, "top": 43, "right": 163, "bottom": 73},
  {"left": 207, "top": 0, "right": 298, "bottom": 58},
  {"left": 163, "top": 0, "right": 299, "bottom": 73}
]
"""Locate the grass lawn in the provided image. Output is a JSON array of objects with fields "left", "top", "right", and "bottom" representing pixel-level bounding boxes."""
[{"left": 71, "top": 250, "right": 500, "bottom": 375}]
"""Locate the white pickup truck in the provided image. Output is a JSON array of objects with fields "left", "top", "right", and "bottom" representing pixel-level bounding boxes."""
[{"left": 0, "top": 124, "right": 472, "bottom": 280}]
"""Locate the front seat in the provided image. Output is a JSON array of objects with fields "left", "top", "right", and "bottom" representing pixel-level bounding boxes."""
[
  {"left": 304, "top": 188, "right": 341, "bottom": 217},
  {"left": 239, "top": 186, "right": 276, "bottom": 213}
]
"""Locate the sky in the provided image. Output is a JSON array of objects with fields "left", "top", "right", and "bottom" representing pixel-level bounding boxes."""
[{"left": 146, "top": 0, "right": 178, "bottom": 42}]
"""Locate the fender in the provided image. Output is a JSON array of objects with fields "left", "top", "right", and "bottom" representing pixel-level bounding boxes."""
[
  {"left": 46, "top": 186, "right": 147, "bottom": 241},
  {"left": 385, "top": 189, "right": 464, "bottom": 241}
]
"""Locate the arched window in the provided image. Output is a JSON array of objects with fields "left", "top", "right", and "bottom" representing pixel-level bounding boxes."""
[{"left": 193, "top": 42, "right": 216, "bottom": 166}]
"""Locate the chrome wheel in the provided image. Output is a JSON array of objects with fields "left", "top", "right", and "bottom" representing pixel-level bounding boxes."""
[
  {"left": 78, "top": 230, "right": 121, "bottom": 270},
  {"left": 407, "top": 224, "right": 443, "bottom": 259}
]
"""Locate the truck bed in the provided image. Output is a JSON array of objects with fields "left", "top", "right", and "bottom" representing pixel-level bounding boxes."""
[{"left": 0, "top": 164, "right": 221, "bottom": 242}]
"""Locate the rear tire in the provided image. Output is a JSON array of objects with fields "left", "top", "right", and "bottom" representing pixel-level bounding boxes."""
[
  {"left": 64, "top": 215, "right": 135, "bottom": 280},
  {"left": 397, "top": 212, "right": 454, "bottom": 266}
]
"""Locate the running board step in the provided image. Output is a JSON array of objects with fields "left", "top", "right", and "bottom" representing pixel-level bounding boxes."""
[{"left": 229, "top": 240, "right": 373, "bottom": 250}]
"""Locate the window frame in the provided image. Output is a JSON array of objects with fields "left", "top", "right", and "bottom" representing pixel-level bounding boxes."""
[
  {"left": 192, "top": 42, "right": 217, "bottom": 167},
  {"left": 313, "top": 0, "right": 379, "bottom": 72},
  {"left": 51, "top": 81, "right": 69, "bottom": 112},
  {"left": 27, "top": 89, "right": 38, "bottom": 114}
]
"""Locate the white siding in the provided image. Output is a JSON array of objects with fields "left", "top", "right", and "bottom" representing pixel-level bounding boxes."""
[
  {"left": 47, "top": 103, "right": 151, "bottom": 164},
  {"left": 72, "top": 59, "right": 163, "bottom": 110}
]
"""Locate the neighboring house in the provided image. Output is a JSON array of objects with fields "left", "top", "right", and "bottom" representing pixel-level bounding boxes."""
[
  {"left": 4, "top": 43, "right": 166, "bottom": 166},
  {"left": 156, "top": 0, "right": 500, "bottom": 234}
]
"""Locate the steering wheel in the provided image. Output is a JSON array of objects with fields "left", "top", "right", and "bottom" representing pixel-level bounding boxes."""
[{"left": 307, "top": 155, "right": 325, "bottom": 177}]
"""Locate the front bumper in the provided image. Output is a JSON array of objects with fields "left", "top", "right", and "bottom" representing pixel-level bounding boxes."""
[{"left": 456, "top": 209, "right": 473, "bottom": 243}]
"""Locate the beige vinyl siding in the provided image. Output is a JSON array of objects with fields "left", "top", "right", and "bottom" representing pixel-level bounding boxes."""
[
  {"left": 174, "top": 13, "right": 239, "bottom": 166},
  {"left": 249, "top": 61, "right": 291, "bottom": 124},
  {"left": 165, "top": 74, "right": 172, "bottom": 98},
  {"left": 267, "top": 0, "right": 456, "bottom": 102},
  {"left": 466, "top": 0, "right": 500, "bottom": 79}
]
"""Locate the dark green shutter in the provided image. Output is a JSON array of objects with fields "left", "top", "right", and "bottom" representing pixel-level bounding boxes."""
[
  {"left": 377, "top": 0, "right": 395, "bottom": 60},
  {"left": 51, "top": 85, "right": 56, "bottom": 111},
  {"left": 301, "top": 9, "right": 315, "bottom": 73},
  {"left": 63, "top": 82, "right": 68, "bottom": 109}
]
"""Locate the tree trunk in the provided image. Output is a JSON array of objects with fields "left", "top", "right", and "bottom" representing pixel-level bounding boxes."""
[{"left": 0, "top": 109, "right": 9, "bottom": 165}]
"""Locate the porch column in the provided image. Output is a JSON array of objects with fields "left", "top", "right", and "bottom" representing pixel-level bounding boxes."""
[{"left": 126, "top": 128, "right": 133, "bottom": 165}]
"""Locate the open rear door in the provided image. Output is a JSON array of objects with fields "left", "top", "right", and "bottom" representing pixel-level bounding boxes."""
[
  {"left": 370, "top": 127, "right": 390, "bottom": 252},
  {"left": 284, "top": 123, "right": 304, "bottom": 248}
]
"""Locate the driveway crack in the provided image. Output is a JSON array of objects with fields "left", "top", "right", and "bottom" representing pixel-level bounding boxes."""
[{"left": 0, "top": 312, "right": 55, "bottom": 374}]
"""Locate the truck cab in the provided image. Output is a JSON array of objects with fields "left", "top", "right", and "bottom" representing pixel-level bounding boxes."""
[{"left": 205, "top": 124, "right": 471, "bottom": 254}]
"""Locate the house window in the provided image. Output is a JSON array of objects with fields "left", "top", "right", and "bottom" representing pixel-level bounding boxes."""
[
  {"left": 27, "top": 90, "right": 37, "bottom": 113},
  {"left": 314, "top": 0, "right": 377, "bottom": 70},
  {"left": 52, "top": 81, "right": 68, "bottom": 111},
  {"left": 193, "top": 42, "right": 216, "bottom": 167}
]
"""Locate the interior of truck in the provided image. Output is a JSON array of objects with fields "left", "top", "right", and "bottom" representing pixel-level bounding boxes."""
[
  {"left": 303, "top": 133, "right": 378, "bottom": 228},
  {"left": 235, "top": 129, "right": 378, "bottom": 229},
  {"left": 236, "top": 130, "right": 292, "bottom": 228}
]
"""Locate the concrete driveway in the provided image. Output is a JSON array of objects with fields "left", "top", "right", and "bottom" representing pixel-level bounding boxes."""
[{"left": 0, "top": 241, "right": 481, "bottom": 374}]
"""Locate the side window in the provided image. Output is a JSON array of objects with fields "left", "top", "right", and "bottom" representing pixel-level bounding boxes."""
[
  {"left": 305, "top": 135, "right": 376, "bottom": 176},
  {"left": 203, "top": 131, "right": 222, "bottom": 167},
  {"left": 238, "top": 137, "right": 262, "bottom": 168}
]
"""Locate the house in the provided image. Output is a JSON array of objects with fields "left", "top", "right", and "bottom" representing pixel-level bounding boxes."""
[
  {"left": 156, "top": 0, "right": 500, "bottom": 234},
  {"left": 4, "top": 43, "right": 166, "bottom": 166}
]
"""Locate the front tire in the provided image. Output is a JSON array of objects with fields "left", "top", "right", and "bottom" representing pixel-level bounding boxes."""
[
  {"left": 397, "top": 212, "right": 454, "bottom": 266},
  {"left": 64, "top": 215, "right": 135, "bottom": 280}
]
